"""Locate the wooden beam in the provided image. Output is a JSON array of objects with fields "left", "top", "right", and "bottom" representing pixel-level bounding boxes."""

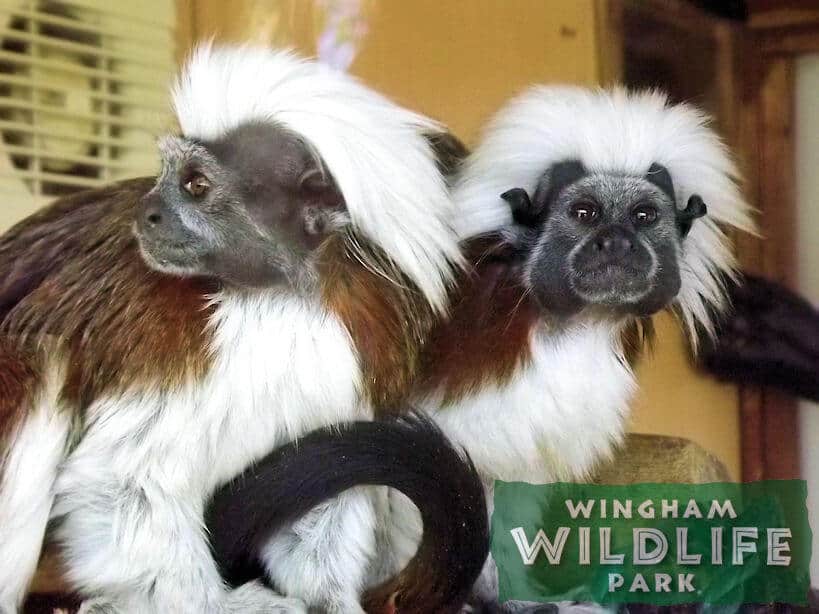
[
  {"left": 747, "top": 0, "right": 819, "bottom": 30},
  {"left": 735, "top": 42, "right": 802, "bottom": 481},
  {"left": 624, "top": 0, "right": 734, "bottom": 38},
  {"left": 595, "top": 0, "right": 625, "bottom": 84},
  {"left": 759, "top": 26, "right": 819, "bottom": 55},
  {"left": 758, "top": 58, "right": 797, "bottom": 287}
]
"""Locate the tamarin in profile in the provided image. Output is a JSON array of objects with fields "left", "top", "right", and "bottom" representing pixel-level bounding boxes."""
[{"left": 0, "top": 45, "right": 492, "bottom": 614}]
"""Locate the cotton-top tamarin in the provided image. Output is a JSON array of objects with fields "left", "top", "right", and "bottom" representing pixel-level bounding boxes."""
[
  {"left": 406, "top": 86, "right": 754, "bottom": 606},
  {"left": 0, "top": 44, "right": 487, "bottom": 614}
]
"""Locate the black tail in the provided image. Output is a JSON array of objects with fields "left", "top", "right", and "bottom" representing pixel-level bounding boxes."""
[{"left": 205, "top": 412, "right": 489, "bottom": 614}]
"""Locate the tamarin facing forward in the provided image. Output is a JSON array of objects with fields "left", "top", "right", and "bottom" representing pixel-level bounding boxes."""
[
  {"left": 418, "top": 87, "right": 752, "bottom": 485},
  {"left": 0, "top": 44, "right": 484, "bottom": 614},
  {"left": 403, "top": 87, "right": 754, "bottom": 605}
]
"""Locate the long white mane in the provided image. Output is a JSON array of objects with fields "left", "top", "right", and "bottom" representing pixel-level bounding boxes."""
[
  {"left": 454, "top": 86, "right": 755, "bottom": 342},
  {"left": 173, "top": 44, "right": 461, "bottom": 312}
]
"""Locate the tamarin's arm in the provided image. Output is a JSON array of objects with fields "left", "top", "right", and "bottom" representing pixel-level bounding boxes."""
[{"left": 698, "top": 273, "right": 819, "bottom": 402}]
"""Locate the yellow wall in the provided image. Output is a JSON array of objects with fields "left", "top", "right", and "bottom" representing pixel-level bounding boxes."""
[
  {"left": 181, "top": 0, "right": 603, "bottom": 141},
  {"left": 630, "top": 314, "right": 740, "bottom": 478},
  {"left": 350, "top": 0, "right": 601, "bottom": 142},
  {"left": 179, "top": 0, "right": 741, "bottom": 478}
]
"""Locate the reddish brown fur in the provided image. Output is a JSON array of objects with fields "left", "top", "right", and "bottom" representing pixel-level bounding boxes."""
[
  {"left": 0, "top": 339, "right": 39, "bottom": 465},
  {"left": 319, "top": 233, "right": 437, "bottom": 414},
  {"left": 418, "top": 236, "right": 653, "bottom": 405},
  {"left": 418, "top": 238, "right": 539, "bottom": 404},
  {"left": 0, "top": 177, "right": 443, "bottom": 422},
  {"left": 0, "top": 178, "right": 215, "bottom": 411}
]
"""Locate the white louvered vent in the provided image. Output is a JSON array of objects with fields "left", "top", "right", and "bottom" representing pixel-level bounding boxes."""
[{"left": 0, "top": 0, "right": 175, "bottom": 230}]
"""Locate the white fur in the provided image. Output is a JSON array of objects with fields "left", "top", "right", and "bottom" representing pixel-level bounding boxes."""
[
  {"left": 1, "top": 45, "right": 459, "bottom": 612},
  {"left": 427, "top": 322, "right": 635, "bottom": 484},
  {"left": 2, "top": 45, "right": 459, "bottom": 610},
  {"left": 0, "top": 362, "right": 71, "bottom": 612},
  {"left": 389, "top": 320, "right": 634, "bottom": 562},
  {"left": 454, "top": 86, "right": 754, "bottom": 341},
  {"left": 261, "top": 487, "right": 377, "bottom": 614},
  {"left": 173, "top": 44, "right": 462, "bottom": 313},
  {"left": 379, "top": 316, "right": 635, "bottom": 610},
  {"left": 41, "top": 291, "right": 365, "bottom": 613}
]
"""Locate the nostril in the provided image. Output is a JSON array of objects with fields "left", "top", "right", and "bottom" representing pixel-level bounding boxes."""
[
  {"left": 595, "top": 235, "right": 633, "bottom": 255},
  {"left": 592, "top": 227, "right": 637, "bottom": 256},
  {"left": 145, "top": 210, "right": 162, "bottom": 226},
  {"left": 597, "top": 237, "right": 619, "bottom": 252},
  {"left": 614, "top": 237, "right": 633, "bottom": 255}
]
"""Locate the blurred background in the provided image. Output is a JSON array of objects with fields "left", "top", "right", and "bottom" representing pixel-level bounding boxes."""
[{"left": 0, "top": 0, "right": 817, "bottom": 580}]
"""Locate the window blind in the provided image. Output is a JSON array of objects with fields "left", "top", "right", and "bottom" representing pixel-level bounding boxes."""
[{"left": 0, "top": 0, "right": 175, "bottom": 229}]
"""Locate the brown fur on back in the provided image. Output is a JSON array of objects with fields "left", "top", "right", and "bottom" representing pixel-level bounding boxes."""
[
  {"left": 418, "top": 238, "right": 539, "bottom": 404},
  {"left": 1, "top": 178, "right": 441, "bottom": 418},
  {"left": 319, "top": 233, "right": 438, "bottom": 414},
  {"left": 0, "top": 178, "right": 215, "bottom": 411}
]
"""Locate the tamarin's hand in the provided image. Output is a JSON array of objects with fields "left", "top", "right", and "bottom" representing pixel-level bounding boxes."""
[{"left": 698, "top": 273, "right": 819, "bottom": 401}]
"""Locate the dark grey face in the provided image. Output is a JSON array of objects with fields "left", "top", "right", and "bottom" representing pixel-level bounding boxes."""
[
  {"left": 135, "top": 121, "right": 346, "bottom": 289},
  {"left": 502, "top": 160, "right": 698, "bottom": 319}
]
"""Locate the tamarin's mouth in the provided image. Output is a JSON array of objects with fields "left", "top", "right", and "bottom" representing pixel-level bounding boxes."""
[
  {"left": 577, "top": 262, "right": 644, "bottom": 278},
  {"left": 573, "top": 262, "right": 649, "bottom": 288},
  {"left": 136, "top": 234, "right": 200, "bottom": 275},
  {"left": 570, "top": 264, "right": 654, "bottom": 304}
]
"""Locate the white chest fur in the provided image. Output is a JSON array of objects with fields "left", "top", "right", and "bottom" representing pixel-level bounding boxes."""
[
  {"left": 56, "top": 291, "right": 364, "bottom": 503},
  {"left": 426, "top": 321, "right": 636, "bottom": 484},
  {"left": 44, "top": 290, "right": 367, "bottom": 606}
]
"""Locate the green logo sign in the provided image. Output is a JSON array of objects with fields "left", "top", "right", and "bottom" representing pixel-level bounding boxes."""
[{"left": 491, "top": 481, "right": 811, "bottom": 606}]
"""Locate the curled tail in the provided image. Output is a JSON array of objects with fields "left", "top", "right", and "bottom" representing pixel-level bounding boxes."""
[{"left": 206, "top": 412, "right": 489, "bottom": 614}]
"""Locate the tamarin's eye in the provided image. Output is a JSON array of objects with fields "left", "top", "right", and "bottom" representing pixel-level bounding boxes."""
[
  {"left": 632, "top": 204, "right": 659, "bottom": 226},
  {"left": 183, "top": 173, "right": 211, "bottom": 198},
  {"left": 570, "top": 201, "right": 599, "bottom": 223}
]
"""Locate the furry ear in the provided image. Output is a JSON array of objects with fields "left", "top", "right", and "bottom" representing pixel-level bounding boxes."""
[
  {"left": 500, "top": 188, "right": 535, "bottom": 227},
  {"left": 297, "top": 165, "right": 344, "bottom": 209},
  {"left": 646, "top": 163, "right": 707, "bottom": 238},
  {"left": 297, "top": 167, "right": 327, "bottom": 192},
  {"left": 501, "top": 160, "right": 586, "bottom": 228},
  {"left": 677, "top": 194, "right": 708, "bottom": 238}
]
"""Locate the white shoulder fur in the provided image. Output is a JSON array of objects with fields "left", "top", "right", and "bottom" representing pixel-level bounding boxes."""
[
  {"left": 454, "top": 86, "right": 755, "bottom": 341},
  {"left": 173, "top": 44, "right": 461, "bottom": 313}
]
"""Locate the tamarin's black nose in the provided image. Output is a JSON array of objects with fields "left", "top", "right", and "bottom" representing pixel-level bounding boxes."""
[{"left": 594, "top": 226, "right": 635, "bottom": 258}]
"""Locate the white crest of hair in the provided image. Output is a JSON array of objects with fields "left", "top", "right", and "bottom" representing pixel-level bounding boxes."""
[
  {"left": 454, "top": 85, "right": 755, "bottom": 343},
  {"left": 173, "top": 43, "right": 461, "bottom": 313}
]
